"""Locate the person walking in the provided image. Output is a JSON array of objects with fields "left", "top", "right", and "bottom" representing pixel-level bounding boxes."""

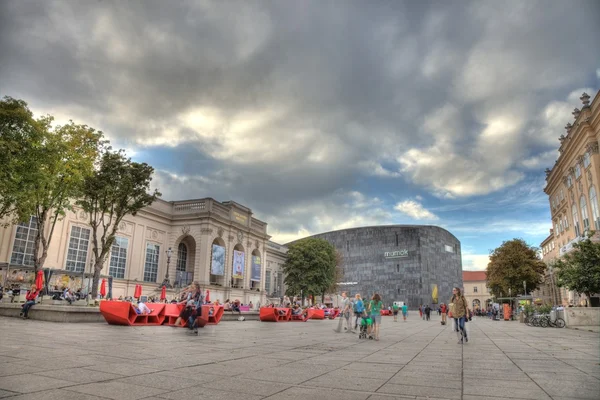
[
  {"left": 402, "top": 303, "right": 408, "bottom": 321},
  {"left": 392, "top": 302, "right": 399, "bottom": 322},
  {"left": 353, "top": 294, "right": 364, "bottom": 330},
  {"left": 449, "top": 287, "right": 469, "bottom": 344},
  {"left": 334, "top": 292, "right": 354, "bottom": 333},
  {"left": 20, "top": 285, "right": 40, "bottom": 319},
  {"left": 368, "top": 293, "right": 383, "bottom": 341},
  {"left": 440, "top": 303, "right": 447, "bottom": 325},
  {"left": 418, "top": 305, "right": 423, "bottom": 319},
  {"left": 425, "top": 304, "right": 431, "bottom": 321}
]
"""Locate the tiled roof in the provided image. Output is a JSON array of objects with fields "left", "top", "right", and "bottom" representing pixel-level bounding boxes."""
[{"left": 462, "top": 271, "right": 487, "bottom": 282}]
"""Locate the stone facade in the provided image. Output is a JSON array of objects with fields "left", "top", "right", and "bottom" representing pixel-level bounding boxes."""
[
  {"left": 0, "top": 197, "right": 287, "bottom": 306},
  {"left": 544, "top": 90, "right": 600, "bottom": 307},
  {"left": 305, "top": 225, "right": 462, "bottom": 308}
]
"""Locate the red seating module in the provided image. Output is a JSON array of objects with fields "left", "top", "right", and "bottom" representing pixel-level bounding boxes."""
[
  {"left": 259, "top": 307, "right": 291, "bottom": 322},
  {"left": 100, "top": 301, "right": 165, "bottom": 326},
  {"left": 310, "top": 308, "right": 325, "bottom": 320}
]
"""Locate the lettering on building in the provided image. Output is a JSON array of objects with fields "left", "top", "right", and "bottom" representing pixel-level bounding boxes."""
[{"left": 384, "top": 249, "right": 409, "bottom": 258}]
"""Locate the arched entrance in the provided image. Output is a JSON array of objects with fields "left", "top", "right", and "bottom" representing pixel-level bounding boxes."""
[
  {"left": 174, "top": 235, "right": 196, "bottom": 287},
  {"left": 472, "top": 299, "right": 481, "bottom": 310},
  {"left": 210, "top": 237, "right": 226, "bottom": 287},
  {"left": 250, "top": 249, "right": 261, "bottom": 290},
  {"left": 232, "top": 244, "right": 245, "bottom": 288}
]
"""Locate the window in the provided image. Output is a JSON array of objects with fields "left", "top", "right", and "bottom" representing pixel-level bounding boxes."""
[
  {"left": 144, "top": 243, "right": 160, "bottom": 282},
  {"left": 572, "top": 204, "right": 581, "bottom": 237},
  {"left": 590, "top": 186, "right": 600, "bottom": 230},
  {"left": 473, "top": 286, "right": 478, "bottom": 293},
  {"left": 560, "top": 189, "right": 565, "bottom": 202},
  {"left": 265, "top": 270, "right": 271, "bottom": 294},
  {"left": 562, "top": 215, "right": 568, "bottom": 231},
  {"left": 65, "top": 226, "right": 90, "bottom": 272},
  {"left": 575, "top": 164, "right": 581, "bottom": 179},
  {"left": 10, "top": 216, "right": 38, "bottom": 266},
  {"left": 559, "top": 219, "right": 564, "bottom": 233},
  {"left": 567, "top": 176, "right": 573, "bottom": 187},
  {"left": 584, "top": 152, "right": 591, "bottom": 168},
  {"left": 396, "top": 264, "right": 399, "bottom": 272},
  {"left": 176, "top": 242, "right": 187, "bottom": 272},
  {"left": 445, "top": 244, "right": 454, "bottom": 253},
  {"left": 109, "top": 237, "right": 128, "bottom": 279},
  {"left": 580, "top": 196, "right": 590, "bottom": 232}
]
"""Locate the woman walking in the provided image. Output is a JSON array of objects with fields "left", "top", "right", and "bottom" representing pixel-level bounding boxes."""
[
  {"left": 353, "top": 294, "right": 364, "bottom": 330},
  {"left": 368, "top": 293, "right": 383, "bottom": 341},
  {"left": 449, "top": 287, "right": 469, "bottom": 343}
]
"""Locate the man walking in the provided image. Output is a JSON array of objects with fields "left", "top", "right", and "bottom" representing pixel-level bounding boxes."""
[
  {"left": 425, "top": 304, "right": 431, "bottom": 321},
  {"left": 334, "top": 292, "right": 354, "bottom": 333},
  {"left": 402, "top": 303, "right": 408, "bottom": 321}
]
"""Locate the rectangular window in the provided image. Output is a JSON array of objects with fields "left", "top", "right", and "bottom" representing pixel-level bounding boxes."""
[
  {"left": 265, "top": 270, "right": 271, "bottom": 294},
  {"left": 277, "top": 272, "right": 283, "bottom": 296},
  {"left": 10, "top": 216, "right": 38, "bottom": 266},
  {"left": 444, "top": 244, "right": 454, "bottom": 253},
  {"left": 143, "top": 243, "right": 160, "bottom": 282},
  {"left": 109, "top": 237, "right": 129, "bottom": 279},
  {"left": 473, "top": 286, "right": 478, "bottom": 293},
  {"left": 65, "top": 226, "right": 90, "bottom": 273}
]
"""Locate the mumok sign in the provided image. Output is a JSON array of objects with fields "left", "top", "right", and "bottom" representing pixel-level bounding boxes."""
[{"left": 384, "top": 249, "right": 409, "bottom": 258}]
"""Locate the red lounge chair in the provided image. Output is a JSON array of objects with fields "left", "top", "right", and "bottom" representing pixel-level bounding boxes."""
[
  {"left": 260, "top": 307, "right": 291, "bottom": 322},
  {"left": 100, "top": 301, "right": 165, "bottom": 326},
  {"left": 310, "top": 308, "right": 325, "bottom": 320},
  {"left": 291, "top": 308, "right": 315, "bottom": 322}
]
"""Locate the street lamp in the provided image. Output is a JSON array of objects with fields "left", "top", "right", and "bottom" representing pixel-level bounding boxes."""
[{"left": 161, "top": 247, "right": 173, "bottom": 288}]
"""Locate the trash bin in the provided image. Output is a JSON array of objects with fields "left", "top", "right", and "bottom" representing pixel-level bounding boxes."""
[{"left": 550, "top": 309, "right": 556, "bottom": 322}]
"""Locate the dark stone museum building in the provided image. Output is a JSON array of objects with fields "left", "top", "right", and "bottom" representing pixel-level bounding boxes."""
[{"left": 311, "top": 225, "right": 462, "bottom": 308}]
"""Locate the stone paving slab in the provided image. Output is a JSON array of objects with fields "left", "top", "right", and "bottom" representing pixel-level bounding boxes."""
[{"left": 0, "top": 315, "right": 598, "bottom": 400}]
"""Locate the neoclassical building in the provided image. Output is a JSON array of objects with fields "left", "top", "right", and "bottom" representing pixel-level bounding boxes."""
[
  {"left": 0, "top": 197, "right": 287, "bottom": 305},
  {"left": 544, "top": 90, "right": 600, "bottom": 307}
]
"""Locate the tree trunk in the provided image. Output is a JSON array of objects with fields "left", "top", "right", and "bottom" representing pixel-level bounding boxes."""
[{"left": 91, "top": 255, "right": 108, "bottom": 299}]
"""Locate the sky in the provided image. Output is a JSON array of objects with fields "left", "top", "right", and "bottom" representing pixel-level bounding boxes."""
[{"left": 1, "top": 1, "right": 599, "bottom": 271}]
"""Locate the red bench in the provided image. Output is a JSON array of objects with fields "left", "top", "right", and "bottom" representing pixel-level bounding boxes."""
[
  {"left": 381, "top": 310, "right": 391, "bottom": 316},
  {"left": 163, "top": 303, "right": 185, "bottom": 326},
  {"left": 259, "top": 307, "right": 291, "bottom": 322},
  {"left": 309, "top": 308, "right": 325, "bottom": 320},
  {"left": 100, "top": 301, "right": 165, "bottom": 326},
  {"left": 204, "top": 305, "right": 224, "bottom": 325},
  {"left": 328, "top": 309, "right": 340, "bottom": 319},
  {"left": 291, "top": 308, "right": 314, "bottom": 322}
]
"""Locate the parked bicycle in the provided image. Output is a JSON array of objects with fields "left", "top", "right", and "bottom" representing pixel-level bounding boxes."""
[{"left": 525, "top": 312, "right": 565, "bottom": 328}]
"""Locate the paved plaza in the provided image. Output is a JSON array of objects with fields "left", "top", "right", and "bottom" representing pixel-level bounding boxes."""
[{"left": 0, "top": 314, "right": 598, "bottom": 400}]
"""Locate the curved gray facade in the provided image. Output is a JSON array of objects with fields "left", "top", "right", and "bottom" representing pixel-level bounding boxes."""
[{"left": 310, "top": 225, "right": 462, "bottom": 308}]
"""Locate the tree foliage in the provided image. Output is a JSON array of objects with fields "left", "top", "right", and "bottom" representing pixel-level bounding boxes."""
[
  {"left": 486, "top": 238, "right": 546, "bottom": 297},
  {"left": 283, "top": 238, "right": 337, "bottom": 301},
  {"left": 78, "top": 150, "right": 161, "bottom": 298},
  {"left": 20, "top": 115, "right": 103, "bottom": 274},
  {"left": 554, "top": 235, "right": 600, "bottom": 300},
  {"left": 0, "top": 97, "right": 43, "bottom": 223}
]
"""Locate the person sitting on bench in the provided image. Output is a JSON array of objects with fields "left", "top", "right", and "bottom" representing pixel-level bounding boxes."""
[
  {"left": 231, "top": 299, "right": 241, "bottom": 314},
  {"left": 291, "top": 304, "right": 303, "bottom": 316},
  {"left": 64, "top": 289, "right": 75, "bottom": 305},
  {"left": 20, "top": 285, "right": 39, "bottom": 319},
  {"left": 137, "top": 301, "right": 152, "bottom": 315}
]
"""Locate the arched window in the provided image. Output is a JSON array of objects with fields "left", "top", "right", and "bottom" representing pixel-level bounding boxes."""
[
  {"left": 584, "top": 152, "right": 591, "bottom": 168},
  {"left": 575, "top": 164, "right": 582, "bottom": 179},
  {"left": 590, "top": 186, "right": 600, "bottom": 230},
  {"left": 176, "top": 242, "right": 187, "bottom": 272},
  {"left": 580, "top": 196, "right": 590, "bottom": 232},
  {"left": 572, "top": 204, "right": 581, "bottom": 237}
]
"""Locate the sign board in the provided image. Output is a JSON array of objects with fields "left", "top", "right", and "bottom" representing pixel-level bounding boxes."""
[
  {"left": 384, "top": 249, "right": 409, "bottom": 258},
  {"left": 232, "top": 211, "right": 248, "bottom": 225}
]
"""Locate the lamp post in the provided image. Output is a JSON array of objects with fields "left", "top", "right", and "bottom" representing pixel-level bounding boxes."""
[{"left": 161, "top": 247, "right": 173, "bottom": 288}]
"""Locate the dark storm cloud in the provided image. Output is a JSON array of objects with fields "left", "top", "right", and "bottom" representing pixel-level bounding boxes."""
[{"left": 1, "top": 0, "right": 599, "bottom": 242}]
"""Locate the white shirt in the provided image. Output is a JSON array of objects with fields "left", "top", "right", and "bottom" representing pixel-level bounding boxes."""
[{"left": 138, "top": 302, "right": 152, "bottom": 314}]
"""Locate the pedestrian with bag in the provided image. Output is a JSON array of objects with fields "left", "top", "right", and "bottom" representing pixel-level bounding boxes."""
[
  {"left": 334, "top": 292, "right": 354, "bottom": 333},
  {"left": 448, "top": 287, "right": 469, "bottom": 344},
  {"left": 353, "top": 294, "right": 364, "bottom": 330}
]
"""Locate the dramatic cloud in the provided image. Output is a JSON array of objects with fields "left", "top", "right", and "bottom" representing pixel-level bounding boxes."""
[{"left": 1, "top": 0, "right": 598, "bottom": 268}]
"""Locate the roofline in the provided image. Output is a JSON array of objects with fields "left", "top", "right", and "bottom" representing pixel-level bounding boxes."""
[{"left": 289, "top": 224, "right": 461, "bottom": 245}]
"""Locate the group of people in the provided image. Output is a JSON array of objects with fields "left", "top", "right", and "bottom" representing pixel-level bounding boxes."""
[{"left": 334, "top": 292, "right": 385, "bottom": 341}]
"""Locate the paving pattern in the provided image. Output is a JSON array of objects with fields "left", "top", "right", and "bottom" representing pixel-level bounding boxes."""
[{"left": 0, "top": 314, "right": 598, "bottom": 400}]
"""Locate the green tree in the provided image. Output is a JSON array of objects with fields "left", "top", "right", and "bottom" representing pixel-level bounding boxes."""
[
  {"left": 21, "top": 118, "right": 103, "bottom": 275},
  {"left": 77, "top": 150, "right": 161, "bottom": 298},
  {"left": 554, "top": 235, "right": 600, "bottom": 302},
  {"left": 0, "top": 97, "right": 43, "bottom": 224},
  {"left": 283, "top": 238, "right": 337, "bottom": 304},
  {"left": 486, "top": 238, "right": 546, "bottom": 298}
]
